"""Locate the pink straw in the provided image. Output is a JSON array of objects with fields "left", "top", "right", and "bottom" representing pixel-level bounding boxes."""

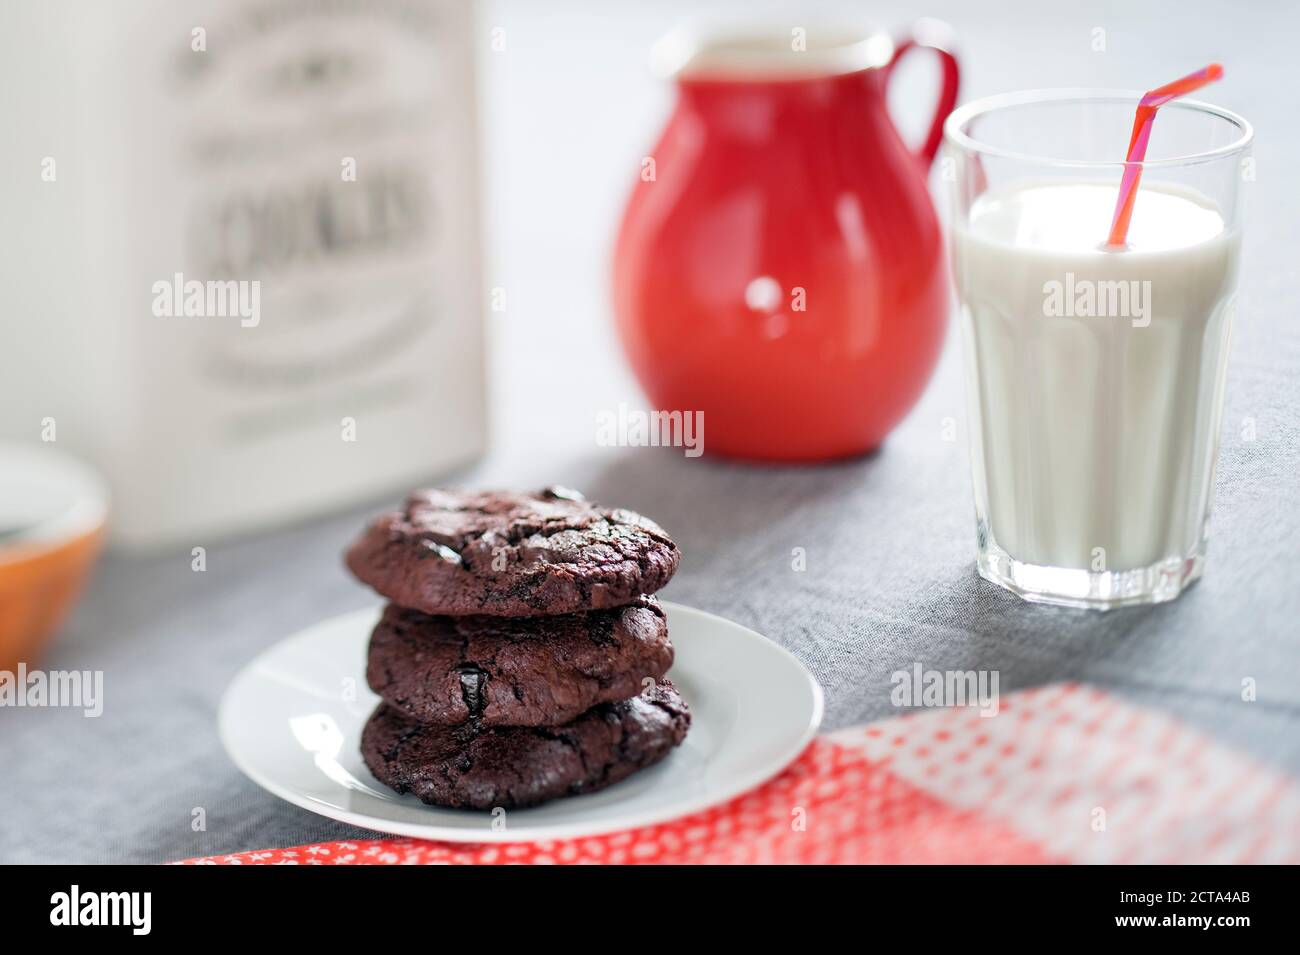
[{"left": 1107, "top": 64, "right": 1224, "bottom": 247}]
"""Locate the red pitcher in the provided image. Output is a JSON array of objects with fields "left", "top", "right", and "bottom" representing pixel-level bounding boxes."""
[{"left": 613, "top": 24, "right": 960, "bottom": 461}]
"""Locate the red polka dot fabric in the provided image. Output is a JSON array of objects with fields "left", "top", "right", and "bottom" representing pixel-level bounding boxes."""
[{"left": 181, "top": 683, "right": 1300, "bottom": 864}]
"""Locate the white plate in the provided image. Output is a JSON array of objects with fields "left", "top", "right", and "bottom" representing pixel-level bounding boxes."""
[{"left": 219, "top": 601, "right": 823, "bottom": 843}]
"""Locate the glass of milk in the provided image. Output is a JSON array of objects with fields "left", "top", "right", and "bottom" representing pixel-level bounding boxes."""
[{"left": 943, "top": 90, "right": 1252, "bottom": 609}]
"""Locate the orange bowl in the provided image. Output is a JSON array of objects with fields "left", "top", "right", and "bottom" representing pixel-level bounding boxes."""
[{"left": 0, "top": 444, "right": 109, "bottom": 671}]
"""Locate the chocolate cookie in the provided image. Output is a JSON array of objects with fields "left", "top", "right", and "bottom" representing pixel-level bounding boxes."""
[
  {"left": 360, "top": 681, "right": 691, "bottom": 810},
  {"left": 345, "top": 487, "right": 679, "bottom": 617},
  {"left": 366, "top": 597, "right": 673, "bottom": 727}
]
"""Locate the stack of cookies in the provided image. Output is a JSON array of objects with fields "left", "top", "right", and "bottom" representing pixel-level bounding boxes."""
[{"left": 346, "top": 487, "right": 690, "bottom": 810}]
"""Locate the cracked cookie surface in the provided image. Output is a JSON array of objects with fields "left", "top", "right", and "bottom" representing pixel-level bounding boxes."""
[
  {"left": 345, "top": 487, "right": 680, "bottom": 617},
  {"left": 360, "top": 680, "right": 691, "bottom": 810},
  {"left": 366, "top": 596, "right": 673, "bottom": 727}
]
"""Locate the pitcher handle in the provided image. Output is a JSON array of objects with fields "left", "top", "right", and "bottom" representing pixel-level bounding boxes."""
[{"left": 885, "top": 20, "right": 961, "bottom": 169}]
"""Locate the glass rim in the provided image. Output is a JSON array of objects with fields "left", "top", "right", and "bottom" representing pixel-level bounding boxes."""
[{"left": 943, "top": 88, "right": 1253, "bottom": 169}]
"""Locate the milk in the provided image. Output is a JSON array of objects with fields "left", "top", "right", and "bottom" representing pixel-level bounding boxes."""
[{"left": 953, "top": 181, "right": 1240, "bottom": 575}]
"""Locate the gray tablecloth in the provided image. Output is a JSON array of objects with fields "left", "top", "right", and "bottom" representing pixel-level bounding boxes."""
[{"left": 2, "top": 0, "right": 1298, "bottom": 863}]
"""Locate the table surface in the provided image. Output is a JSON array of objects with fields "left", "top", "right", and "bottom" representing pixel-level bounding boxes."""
[{"left": 4, "top": 0, "right": 1298, "bottom": 863}]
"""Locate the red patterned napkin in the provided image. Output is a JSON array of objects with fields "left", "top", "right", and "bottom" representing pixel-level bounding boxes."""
[{"left": 182, "top": 683, "right": 1300, "bottom": 864}]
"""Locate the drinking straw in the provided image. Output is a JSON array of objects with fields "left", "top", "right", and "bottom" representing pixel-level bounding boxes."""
[{"left": 1107, "top": 64, "right": 1224, "bottom": 247}]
